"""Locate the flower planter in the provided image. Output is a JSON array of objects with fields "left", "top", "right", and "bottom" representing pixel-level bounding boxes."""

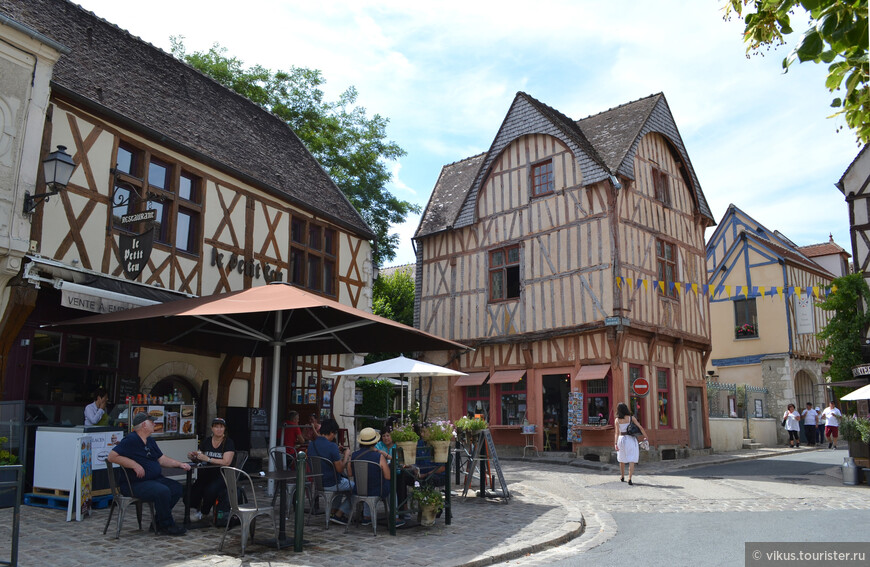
[
  {"left": 419, "top": 503, "right": 438, "bottom": 526},
  {"left": 396, "top": 441, "right": 417, "bottom": 466},
  {"left": 430, "top": 440, "right": 450, "bottom": 463}
]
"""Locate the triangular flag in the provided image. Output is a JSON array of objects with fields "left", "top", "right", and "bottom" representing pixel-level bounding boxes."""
[
  {"left": 759, "top": 286, "right": 765, "bottom": 298},
  {"left": 725, "top": 285, "right": 731, "bottom": 298},
  {"left": 777, "top": 286, "right": 783, "bottom": 298},
  {"left": 658, "top": 280, "right": 665, "bottom": 293},
  {"left": 627, "top": 278, "right": 633, "bottom": 290},
  {"left": 636, "top": 279, "right": 643, "bottom": 290},
  {"left": 795, "top": 287, "right": 801, "bottom": 298},
  {"left": 643, "top": 279, "right": 648, "bottom": 291},
  {"left": 674, "top": 282, "right": 681, "bottom": 294},
  {"left": 616, "top": 276, "right": 622, "bottom": 289},
  {"left": 832, "top": 284, "right": 838, "bottom": 294},
  {"left": 813, "top": 286, "right": 819, "bottom": 298},
  {"left": 692, "top": 283, "right": 698, "bottom": 295}
]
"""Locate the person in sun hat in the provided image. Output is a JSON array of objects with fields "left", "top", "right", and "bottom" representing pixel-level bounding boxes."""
[
  {"left": 107, "top": 412, "right": 191, "bottom": 535},
  {"left": 350, "top": 427, "right": 404, "bottom": 527}
]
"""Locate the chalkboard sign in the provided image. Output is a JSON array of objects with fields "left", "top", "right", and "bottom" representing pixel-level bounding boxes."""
[
  {"left": 117, "top": 374, "right": 139, "bottom": 400},
  {"left": 462, "top": 429, "right": 510, "bottom": 501}
]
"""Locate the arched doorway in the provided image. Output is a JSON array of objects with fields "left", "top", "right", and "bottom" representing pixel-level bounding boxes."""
[
  {"left": 794, "top": 370, "right": 816, "bottom": 410},
  {"left": 151, "top": 375, "right": 198, "bottom": 404}
]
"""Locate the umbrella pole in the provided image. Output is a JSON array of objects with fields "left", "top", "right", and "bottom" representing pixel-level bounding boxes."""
[{"left": 267, "top": 311, "right": 282, "bottom": 496}]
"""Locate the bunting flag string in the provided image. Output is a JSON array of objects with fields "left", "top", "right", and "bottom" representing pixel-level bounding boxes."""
[{"left": 613, "top": 277, "right": 835, "bottom": 300}]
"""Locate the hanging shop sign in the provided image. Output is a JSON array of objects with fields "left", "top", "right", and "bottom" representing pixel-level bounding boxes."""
[{"left": 118, "top": 228, "right": 154, "bottom": 280}]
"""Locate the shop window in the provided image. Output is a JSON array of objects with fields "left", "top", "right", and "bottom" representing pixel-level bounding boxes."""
[
  {"left": 657, "top": 368, "right": 671, "bottom": 427},
  {"left": 288, "top": 217, "right": 338, "bottom": 297},
  {"left": 656, "top": 239, "right": 677, "bottom": 298},
  {"left": 531, "top": 159, "right": 554, "bottom": 197},
  {"left": 653, "top": 167, "right": 670, "bottom": 206},
  {"left": 585, "top": 378, "right": 610, "bottom": 424},
  {"left": 734, "top": 298, "right": 758, "bottom": 338},
  {"left": 27, "top": 332, "right": 120, "bottom": 408},
  {"left": 111, "top": 142, "right": 202, "bottom": 256},
  {"left": 499, "top": 377, "right": 526, "bottom": 425},
  {"left": 465, "top": 385, "right": 490, "bottom": 420},
  {"left": 489, "top": 245, "right": 520, "bottom": 302}
]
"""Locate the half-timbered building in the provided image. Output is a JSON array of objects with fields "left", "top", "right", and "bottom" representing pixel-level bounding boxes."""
[
  {"left": 414, "top": 92, "right": 715, "bottom": 458},
  {"left": 706, "top": 205, "right": 837, "bottom": 443},
  {"left": 0, "top": 0, "right": 375, "bottom": 437}
]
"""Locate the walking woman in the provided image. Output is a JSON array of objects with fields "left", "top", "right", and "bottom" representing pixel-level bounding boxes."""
[
  {"left": 783, "top": 403, "right": 801, "bottom": 448},
  {"left": 614, "top": 402, "right": 648, "bottom": 486}
]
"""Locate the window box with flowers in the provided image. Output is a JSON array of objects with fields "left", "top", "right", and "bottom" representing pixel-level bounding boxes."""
[{"left": 735, "top": 323, "right": 758, "bottom": 339}]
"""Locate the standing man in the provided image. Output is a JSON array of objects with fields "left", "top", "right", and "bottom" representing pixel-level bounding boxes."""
[
  {"left": 107, "top": 412, "right": 191, "bottom": 535},
  {"left": 820, "top": 400, "right": 843, "bottom": 450},
  {"left": 84, "top": 388, "right": 108, "bottom": 426},
  {"left": 801, "top": 402, "right": 818, "bottom": 447}
]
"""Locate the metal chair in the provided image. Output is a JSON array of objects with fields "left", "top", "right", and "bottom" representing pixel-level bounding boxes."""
[
  {"left": 103, "top": 460, "right": 156, "bottom": 538},
  {"left": 219, "top": 466, "right": 279, "bottom": 556},
  {"left": 307, "top": 455, "right": 352, "bottom": 529},
  {"left": 346, "top": 459, "right": 388, "bottom": 536},
  {"left": 233, "top": 450, "right": 249, "bottom": 504},
  {"left": 269, "top": 447, "right": 313, "bottom": 514}
]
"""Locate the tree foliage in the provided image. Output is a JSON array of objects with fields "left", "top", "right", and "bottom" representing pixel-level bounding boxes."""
[
  {"left": 366, "top": 268, "right": 416, "bottom": 363},
  {"left": 724, "top": 1, "right": 869, "bottom": 143},
  {"left": 170, "top": 39, "right": 419, "bottom": 266},
  {"left": 817, "top": 272, "right": 870, "bottom": 383}
]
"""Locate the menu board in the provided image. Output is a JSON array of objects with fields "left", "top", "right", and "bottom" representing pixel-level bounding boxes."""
[
  {"left": 89, "top": 430, "right": 122, "bottom": 471},
  {"left": 180, "top": 405, "right": 195, "bottom": 435},
  {"left": 567, "top": 391, "right": 583, "bottom": 443},
  {"left": 128, "top": 404, "right": 195, "bottom": 437}
]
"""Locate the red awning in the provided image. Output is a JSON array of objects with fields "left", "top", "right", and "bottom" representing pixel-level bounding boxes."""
[
  {"left": 574, "top": 364, "right": 611, "bottom": 381},
  {"left": 454, "top": 372, "right": 489, "bottom": 387},
  {"left": 489, "top": 369, "right": 526, "bottom": 384}
]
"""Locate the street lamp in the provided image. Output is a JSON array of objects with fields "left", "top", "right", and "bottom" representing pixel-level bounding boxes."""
[{"left": 23, "top": 145, "right": 76, "bottom": 214}]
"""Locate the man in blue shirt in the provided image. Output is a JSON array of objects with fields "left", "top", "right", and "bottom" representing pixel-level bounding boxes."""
[
  {"left": 307, "top": 418, "right": 353, "bottom": 524},
  {"left": 107, "top": 412, "right": 191, "bottom": 535}
]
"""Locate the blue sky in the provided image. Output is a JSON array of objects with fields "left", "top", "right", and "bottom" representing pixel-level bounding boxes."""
[{"left": 74, "top": 0, "right": 860, "bottom": 267}]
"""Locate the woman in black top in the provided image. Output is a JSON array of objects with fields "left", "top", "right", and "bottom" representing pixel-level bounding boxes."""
[{"left": 187, "top": 417, "right": 235, "bottom": 520}]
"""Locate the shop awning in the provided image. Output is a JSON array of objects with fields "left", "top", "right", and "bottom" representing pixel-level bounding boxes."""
[
  {"left": 488, "top": 369, "right": 526, "bottom": 384},
  {"left": 454, "top": 372, "right": 489, "bottom": 387},
  {"left": 574, "top": 364, "right": 611, "bottom": 381}
]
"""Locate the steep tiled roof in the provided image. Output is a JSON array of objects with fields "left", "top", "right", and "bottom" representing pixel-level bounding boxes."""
[
  {"left": 420, "top": 91, "right": 713, "bottom": 238},
  {"left": 416, "top": 153, "right": 485, "bottom": 238},
  {"left": 0, "top": 0, "right": 374, "bottom": 239}
]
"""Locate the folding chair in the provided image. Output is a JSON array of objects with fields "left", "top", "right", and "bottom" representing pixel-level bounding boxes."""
[
  {"left": 307, "top": 455, "right": 352, "bottom": 529},
  {"left": 269, "top": 447, "right": 313, "bottom": 515},
  {"left": 346, "top": 459, "right": 388, "bottom": 536}
]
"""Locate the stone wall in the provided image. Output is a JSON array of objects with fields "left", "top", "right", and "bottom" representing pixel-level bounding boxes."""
[{"left": 761, "top": 354, "right": 825, "bottom": 446}]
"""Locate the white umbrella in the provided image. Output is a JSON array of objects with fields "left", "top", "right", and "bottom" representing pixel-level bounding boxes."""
[
  {"left": 330, "top": 355, "right": 467, "bottom": 425},
  {"left": 840, "top": 383, "right": 870, "bottom": 401}
]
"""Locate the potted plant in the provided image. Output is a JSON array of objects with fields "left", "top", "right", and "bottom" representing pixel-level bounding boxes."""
[
  {"left": 735, "top": 323, "right": 757, "bottom": 338},
  {"left": 411, "top": 484, "right": 444, "bottom": 526},
  {"left": 0, "top": 436, "right": 21, "bottom": 509},
  {"left": 841, "top": 416, "right": 870, "bottom": 463},
  {"left": 455, "top": 416, "right": 487, "bottom": 447},
  {"left": 423, "top": 420, "right": 455, "bottom": 462},
  {"left": 390, "top": 424, "right": 419, "bottom": 465}
]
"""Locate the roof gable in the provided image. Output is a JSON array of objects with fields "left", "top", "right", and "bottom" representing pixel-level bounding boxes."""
[
  {"left": 415, "top": 153, "right": 485, "bottom": 238},
  {"left": 1, "top": 0, "right": 374, "bottom": 239}
]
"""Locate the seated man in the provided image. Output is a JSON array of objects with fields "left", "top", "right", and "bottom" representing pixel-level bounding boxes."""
[
  {"left": 107, "top": 412, "right": 191, "bottom": 535},
  {"left": 307, "top": 418, "right": 353, "bottom": 525}
]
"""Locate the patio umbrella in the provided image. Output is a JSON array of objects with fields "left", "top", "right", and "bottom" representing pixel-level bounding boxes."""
[
  {"left": 55, "top": 282, "right": 469, "bottom": 470},
  {"left": 841, "top": 383, "right": 870, "bottom": 401},
  {"left": 330, "top": 355, "right": 467, "bottom": 425}
]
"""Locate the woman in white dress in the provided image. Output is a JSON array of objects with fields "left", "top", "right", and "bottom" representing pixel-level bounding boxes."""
[{"left": 614, "top": 402, "right": 648, "bottom": 485}]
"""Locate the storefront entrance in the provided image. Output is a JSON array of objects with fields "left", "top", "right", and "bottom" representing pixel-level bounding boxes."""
[{"left": 542, "top": 374, "right": 570, "bottom": 451}]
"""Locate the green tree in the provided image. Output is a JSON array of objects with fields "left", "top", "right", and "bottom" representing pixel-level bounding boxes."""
[
  {"left": 817, "top": 272, "right": 870, "bottom": 383},
  {"left": 366, "top": 268, "right": 416, "bottom": 363},
  {"left": 170, "top": 39, "right": 419, "bottom": 266},
  {"left": 724, "top": 1, "right": 869, "bottom": 143}
]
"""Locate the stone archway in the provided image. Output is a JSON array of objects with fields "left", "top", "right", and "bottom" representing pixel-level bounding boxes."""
[{"left": 142, "top": 361, "right": 216, "bottom": 425}]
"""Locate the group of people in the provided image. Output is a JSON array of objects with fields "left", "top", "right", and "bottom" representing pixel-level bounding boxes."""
[
  {"left": 782, "top": 400, "right": 843, "bottom": 449},
  {"left": 106, "top": 413, "right": 237, "bottom": 536}
]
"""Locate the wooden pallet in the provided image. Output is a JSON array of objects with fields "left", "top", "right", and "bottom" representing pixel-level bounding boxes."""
[
  {"left": 32, "top": 487, "right": 70, "bottom": 497},
  {"left": 24, "top": 492, "right": 113, "bottom": 510}
]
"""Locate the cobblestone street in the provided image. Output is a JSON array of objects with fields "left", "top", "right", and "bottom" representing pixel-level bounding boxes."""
[{"left": 1, "top": 447, "right": 868, "bottom": 567}]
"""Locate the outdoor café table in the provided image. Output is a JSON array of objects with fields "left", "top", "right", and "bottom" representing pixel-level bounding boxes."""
[
  {"left": 258, "top": 469, "right": 321, "bottom": 549},
  {"left": 179, "top": 462, "right": 222, "bottom": 527}
]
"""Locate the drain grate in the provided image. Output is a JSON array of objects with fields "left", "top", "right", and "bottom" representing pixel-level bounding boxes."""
[{"left": 775, "top": 477, "right": 809, "bottom": 482}]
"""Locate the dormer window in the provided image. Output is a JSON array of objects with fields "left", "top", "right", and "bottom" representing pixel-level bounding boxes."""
[
  {"left": 653, "top": 167, "right": 670, "bottom": 206},
  {"left": 531, "top": 160, "right": 554, "bottom": 197}
]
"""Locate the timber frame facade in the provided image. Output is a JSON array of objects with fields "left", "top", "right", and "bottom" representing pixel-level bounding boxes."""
[
  {"left": 414, "top": 92, "right": 715, "bottom": 457},
  {"left": 706, "top": 205, "right": 837, "bottom": 443},
  {"left": 0, "top": 0, "right": 375, "bottom": 432}
]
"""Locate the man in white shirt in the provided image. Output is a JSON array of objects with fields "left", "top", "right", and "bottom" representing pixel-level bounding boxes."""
[
  {"left": 820, "top": 400, "right": 843, "bottom": 449},
  {"left": 801, "top": 402, "right": 818, "bottom": 447}
]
